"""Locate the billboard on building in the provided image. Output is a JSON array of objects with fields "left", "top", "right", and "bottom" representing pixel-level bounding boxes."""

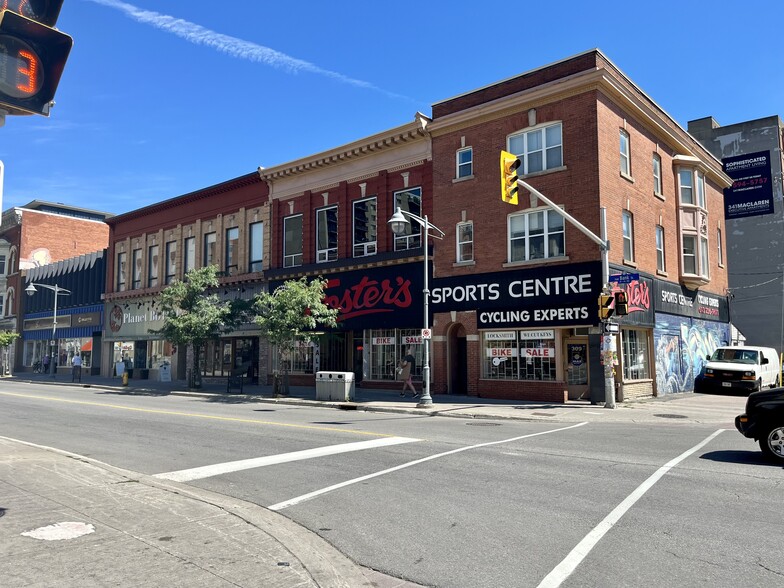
[{"left": 722, "top": 151, "right": 774, "bottom": 219}]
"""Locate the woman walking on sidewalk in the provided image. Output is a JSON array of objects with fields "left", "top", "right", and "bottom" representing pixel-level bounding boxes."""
[{"left": 398, "top": 348, "right": 419, "bottom": 398}]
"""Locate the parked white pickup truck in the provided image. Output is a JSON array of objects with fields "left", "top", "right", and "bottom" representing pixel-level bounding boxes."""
[{"left": 698, "top": 346, "right": 781, "bottom": 394}]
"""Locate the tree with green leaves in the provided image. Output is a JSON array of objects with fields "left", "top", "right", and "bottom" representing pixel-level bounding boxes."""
[
  {"left": 151, "top": 266, "right": 251, "bottom": 388},
  {"left": 0, "top": 330, "right": 19, "bottom": 376},
  {"left": 253, "top": 277, "right": 339, "bottom": 395}
]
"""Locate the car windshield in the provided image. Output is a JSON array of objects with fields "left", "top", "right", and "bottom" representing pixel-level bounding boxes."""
[{"left": 711, "top": 349, "right": 758, "bottom": 364}]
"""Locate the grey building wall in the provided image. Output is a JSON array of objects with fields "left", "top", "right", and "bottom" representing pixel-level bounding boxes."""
[{"left": 688, "top": 116, "right": 784, "bottom": 354}]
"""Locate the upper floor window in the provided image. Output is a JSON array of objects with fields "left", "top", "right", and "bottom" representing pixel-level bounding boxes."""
[
  {"left": 456, "top": 147, "right": 473, "bottom": 179},
  {"left": 508, "top": 122, "right": 563, "bottom": 175},
  {"left": 165, "top": 241, "right": 177, "bottom": 285},
  {"left": 353, "top": 197, "right": 377, "bottom": 257},
  {"left": 183, "top": 237, "right": 196, "bottom": 275},
  {"left": 655, "top": 226, "right": 665, "bottom": 272},
  {"left": 148, "top": 244, "right": 159, "bottom": 288},
  {"left": 508, "top": 209, "right": 565, "bottom": 262},
  {"left": 679, "top": 169, "right": 706, "bottom": 209},
  {"left": 316, "top": 206, "right": 338, "bottom": 263},
  {"left": 620, "top": 130, "right": 630, "bottom": 177},
  {"left": 456, "top": 221, "right": 473, "bottom": 263},
  {"left": 682, "top": 235, "right": 710, "bottom": 278},
  {"left": 394, "top": 187, "right": 422, "bottom": 251},
  {"left": 653, "top": 153, "right": 662, "bottom": 196},
  {"left": 0, "top": 294, "right": 4, "bottom": 317},
  {"left": 116, "top": 251, "right": 127, "bottom": 291},
  {"left": 225, "top": 227, "right": 239, "bottom": 275},
  {"left": 132, "top": 249, "right": 142, "bottom": 289},
  {"left": 249, "top": 222, "right": 263, "bottom": 272},
  {"left": 622, "top": 211, "right": 634, "bottom": 262},
  {"left": 283, "top": 214, "right": 303, "bottom": 268},
  {"left": 8, "top": 251, "right": 15, "bottom": 275},
  {"left": 717, "top": 227, "right": 723, "bottom": 266},
  {"left": 203, "top": 232, "right": 216, "bottom": 267},
  {"left": 0, "top": 254, "right": 6, "bottom": 275}
]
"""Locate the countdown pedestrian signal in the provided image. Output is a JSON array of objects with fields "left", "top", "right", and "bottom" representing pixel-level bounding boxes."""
[{"left": 0, "top": 1, "right": 72, "bottom": 116}]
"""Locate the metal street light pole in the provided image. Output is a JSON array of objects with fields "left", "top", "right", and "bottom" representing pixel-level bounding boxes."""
[
  {"left": 26, "top": 282, "right": 71, "bottom": 378},
  {"left": 388, "top": 207, "right": 445, "bottom": 407}
]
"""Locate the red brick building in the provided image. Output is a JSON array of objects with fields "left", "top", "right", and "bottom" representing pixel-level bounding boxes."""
[{"left": 426, "top": 50, "right": 731, "bottom": 402}]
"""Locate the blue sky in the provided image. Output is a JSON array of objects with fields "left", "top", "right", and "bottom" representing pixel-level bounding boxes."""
[{"left": 1, "top": 0, "right": 781, "bottom": 216}]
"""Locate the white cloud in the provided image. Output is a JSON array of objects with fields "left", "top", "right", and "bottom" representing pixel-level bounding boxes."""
[{"left": 84, "top": 0, "right": 411, "bottom": 100}]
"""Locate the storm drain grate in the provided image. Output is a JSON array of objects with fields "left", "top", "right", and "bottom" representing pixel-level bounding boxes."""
[{"left": 653, "top": 414, "right": 688, "bottom": 419}]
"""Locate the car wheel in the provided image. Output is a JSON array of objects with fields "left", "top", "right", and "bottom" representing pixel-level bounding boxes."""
[
  {"left": 771, "top": 376, "right": 780, "bottom": 389},
  {"left": 759, "top": 425, "right": 784, "bottom": 461}
]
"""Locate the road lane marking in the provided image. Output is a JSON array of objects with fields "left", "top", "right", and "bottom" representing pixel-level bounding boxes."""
[
  {"left": 0, "top": 391, "right": 396, "bottom": 437},
  {"left": 269, "top": 421, "right": 588, "bottom": 511},
  {"left": 153, "top": 437, "right": 420, "bottom": 482},
  {"left": 536, "top": 429, "right": 725, "bottom": 588}
]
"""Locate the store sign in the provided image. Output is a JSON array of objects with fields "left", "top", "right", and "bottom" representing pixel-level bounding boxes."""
[
  {"left": 403, "top": 335, "right": 423, "bottom": 345},
  {"left": 523, "top": 347, "right": 555, "bottom": 358},
  {"left": 104, "top": 302, "right": 167, "bottom": 339},
  {"left": 655, "top": 281, "right": 728, "bottom": 321},
  {"left": 434, "top": 262, "right": 602, "bottom": 329},
  {"left": 485, "top": 331, "right": 516, "bottom": 341},
  {"left": 487, "top": 347, "right": 517, "bottom": 357},
  {"left": 723, "top": 151, "right": 774, "bottom": 219},
  {"left": 607, "top": 267, "right": 655, "bottom": 327},
  {"left": 519, "top": 329, "right": 554, "bottom": 340},
  {"left": 24, "top": 315, "right": 71, "bottom": 331},
  {"left": 72, "top": 312, "right": 101, "bottom": 327},
  {"left": 372, "top": 337, "right": 395, "bottom": 345}
]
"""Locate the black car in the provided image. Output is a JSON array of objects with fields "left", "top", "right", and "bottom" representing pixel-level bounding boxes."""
[{"left": 735, "top": 387, "right": 784, "bottom": 461}]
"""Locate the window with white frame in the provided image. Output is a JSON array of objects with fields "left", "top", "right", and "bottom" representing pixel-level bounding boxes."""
[
  {"left": 622, "top": 328, "right": 649, "bottom": 380},
  {"left": 653, "top": 153, "right": 662, "bottom": 196},
  {"left": 394, "top": 187, "right": 422, "bottom": 251},
  {"left": 700, "top": 236, "right": 709, "bottom": 278},
  {"left": 679, "top": 169, "right": 693, "bottom": 205},
  {"left": 0, "top": 254, "right": 6, "bottom": 275},
  {"left": 283, "top": 214, "right": 303, "bottom": 268},
  {"left": 682, "top": 235, "right": 697, "bottom": 274},
  {"left": 203, "top": 232, "right": 216, "bottom": 267},
  {"left": 225, "top": 227, "right": 239, "bottom": 275},
  {"left": 482, "top": 331, "right": 557, "bottom": 381},
  {"left": 164, "top": 241, "right": 176, "bottom": 285},
  {"left": 456, "top": 147, "right": 473, "bottom": 178},
  {"left": 183, "top": 237, "right": 195, "bottom": 275},
  {"left": 717, "top": 227, "right": 723, "bottom": 265},
  {"left": 353, "top": 197, "right": 377, "bottom": 257},
  {"left": 248, "top": 222, "right": 263, "bottom": 272},
  {"left": 456, "top": 221, "right": 473, "bottom": 263},
  {"left": 655, "top": 225, "right": 665, "bottom": 272},
  {"left": 148, "top": 245, "right": 159, "bottom": 287},
  {"left": 508, "top": 122, "right": 563, "bottom": 175},
  {"left": 696, "top": 171, "right": 706, "bottom": 208},
  {"left": 132, "top": 249, "right": 142, "bottom": 289},
  {"left": 508, "top": 209, "right": 565, "bottom": 262},
  {"left": 622, "top": 211, "right": 634, "bottom": 262},
  {"left": 316, "top": 206, "right": 338, "bottom": 263},
  {"left": 116, "top": 251, "right": 127, "bottom": 291},
  {"left": 620, "top": 129, "right": 630, "bottom": 176}
]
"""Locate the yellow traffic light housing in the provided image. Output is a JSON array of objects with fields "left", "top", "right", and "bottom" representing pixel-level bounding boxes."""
[
  {"left": 614, "top": 291, "right": 629, "bottom": 316},
  {"left": 599, "top": 294, "right": 614, "bottom": 321},
  {"left": 500, "top": 150, "right": 521, "bottom": 205}
]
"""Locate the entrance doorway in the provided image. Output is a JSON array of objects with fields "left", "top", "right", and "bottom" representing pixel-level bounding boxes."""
[
  {"left": 319, "top": 332, "right": 350, "bottom": 372},
  {"left": 563, "top": 337, "right": 589, "bottom": 400},
  {"left": 447, "top": 323, "right": 468, "bottom": 395}
]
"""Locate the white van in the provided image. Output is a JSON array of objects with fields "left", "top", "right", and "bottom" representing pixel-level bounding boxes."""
[{"left": 700, "top": 346, "right": 781, "bottom": 394}]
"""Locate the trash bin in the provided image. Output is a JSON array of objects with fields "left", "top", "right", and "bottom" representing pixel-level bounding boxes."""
[{"left": 315, "top": 371, "right": 355, "bottom": 401}]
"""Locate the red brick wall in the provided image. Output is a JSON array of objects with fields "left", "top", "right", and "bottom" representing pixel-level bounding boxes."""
[{"left": 19, "top": 212, "right": 108, "bottom": 266}]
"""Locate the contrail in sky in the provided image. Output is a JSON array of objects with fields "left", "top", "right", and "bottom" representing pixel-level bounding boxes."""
[{"left": 85, "top": 0, "right": 411, "bottom": 100}]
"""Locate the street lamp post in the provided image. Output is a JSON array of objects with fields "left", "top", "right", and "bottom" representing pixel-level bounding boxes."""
[
  {"left": 25, "top": 282, "right": 71, "bottom": 378},
  {"left": 388, "top": 206, "right": 445, "bottom": 407}
]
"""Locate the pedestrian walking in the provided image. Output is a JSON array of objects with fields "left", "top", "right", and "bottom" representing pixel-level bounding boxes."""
[
  {"left": 398, "top": 347, "right": 419, "bottom": 398},
  {"left": 71, "top": 353, "right": 82, "bottom": 383},
  {"left": 42, "top": 354, "right": 50, "bottom": 373}
]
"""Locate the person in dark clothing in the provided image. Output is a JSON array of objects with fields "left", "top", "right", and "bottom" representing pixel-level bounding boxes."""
[{"left": 399, "top": 347, "right": 419, "bottom": 398}]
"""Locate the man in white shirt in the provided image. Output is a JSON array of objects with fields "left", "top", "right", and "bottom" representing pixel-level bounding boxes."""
[{"left": 71, "top": 354, "right": 83, "bottom": 382}]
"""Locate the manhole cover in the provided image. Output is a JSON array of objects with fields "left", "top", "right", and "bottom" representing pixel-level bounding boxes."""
[
  {"left": 654, "top": 414, "right": 688, "bottom": 419},
  {"left": 466, "top": 422, "right": 501, "bottom": 426}
]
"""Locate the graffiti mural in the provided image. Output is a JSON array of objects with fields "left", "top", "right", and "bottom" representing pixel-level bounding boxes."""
[{"left": 655, "top": 314, "right": 730, "bottom": 394}]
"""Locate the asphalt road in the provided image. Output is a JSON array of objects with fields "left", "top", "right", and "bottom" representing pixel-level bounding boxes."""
[{"left": 1, "top": 380, "right": 781, "bottom": 588}]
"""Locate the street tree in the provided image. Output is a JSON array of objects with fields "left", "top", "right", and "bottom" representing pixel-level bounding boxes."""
[
  {"left": 152, "top": 266, "right": 251, "bottom": 388},
  {"left": 0, "top": 330, "right": 19, "bottom": 375},
  {"left": 253, "top": 277, "right": 339, "bottom": 395}
]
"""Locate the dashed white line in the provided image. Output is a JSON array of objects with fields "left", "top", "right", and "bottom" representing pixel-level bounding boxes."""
[
  {"left": 269, "top": 422, "right": 588, "bottom": 511},
  {"left": 536, "top": 429, "right": 725, "bottom": 588}
]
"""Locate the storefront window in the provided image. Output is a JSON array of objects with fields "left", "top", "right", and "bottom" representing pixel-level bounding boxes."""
[
  {"left": 148, "top": 339, "right": 174, "bottom": 369},
  {"left": 622, "top": 329, "right": 650, "bottom": 380},
  {"left": 23, "top": 340, "right": 49, "bottom": 367},
  {"left": 57, "top": 338, "right": 93, "bottom": 368},
  {"left": 482, "top": 331, "right": 557, "bottom": 381},
  {"left": 365, "top": 329, "right": 423, "bottom": 381},
  {"left": 271, "top": 341, "right": 316, "bottom": 374}
]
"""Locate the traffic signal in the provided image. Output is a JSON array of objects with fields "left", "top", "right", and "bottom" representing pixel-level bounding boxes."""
[
  {"left": 598, "top": 294, "right": 614, "bottom": 321},
  {"left": 0, "top": 2, "right": 72, "bottom": 116},
  {"left": 500, "top": 150, "right": 521, "bottom": 205},
  {"left": 614, "top": 291, "right": 629, "bottom": 316}
]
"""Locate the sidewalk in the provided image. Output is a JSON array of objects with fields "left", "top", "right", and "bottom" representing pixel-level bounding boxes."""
[{"left": 8, "top": 372, "right": 746, "bottom": 426}]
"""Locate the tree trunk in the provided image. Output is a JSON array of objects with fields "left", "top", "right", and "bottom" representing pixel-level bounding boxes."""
[{"left": 190, "top": 342, "right": 203, "bottom": 389}]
